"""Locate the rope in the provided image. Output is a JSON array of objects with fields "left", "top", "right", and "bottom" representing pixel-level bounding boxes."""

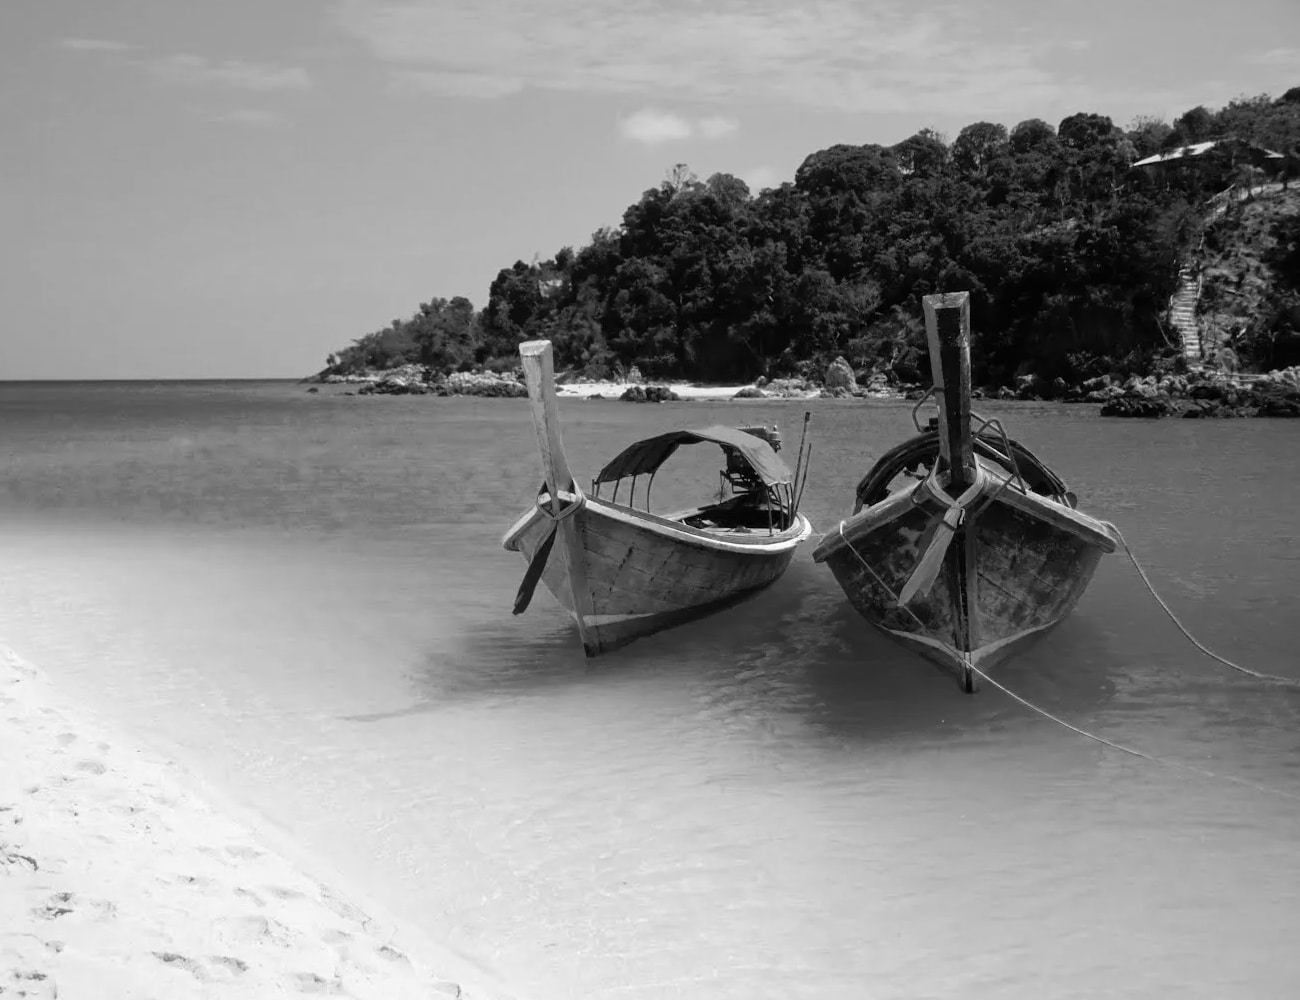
[
  {"left": 535, "top": 484, "right": 586, "bottom": 522},
  {"left": 836, "top": 521, "right": 926, "bottom": 630},
  {"left": 831, "top": 515, "right": 1300, "bottom": 802},
  {"left": 1104, "top": 522, "right": 1300, "bottom": 687},
  {"left": 967, "top": 662, "right": 1300, "bottom": 803}
]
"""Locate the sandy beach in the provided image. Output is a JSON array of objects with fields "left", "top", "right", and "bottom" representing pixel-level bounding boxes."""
[
  {"left": 0, "top": 646, "right": 494, "bottom": 1000},
  {"left": 555, "top": 380, "right": 756, "bottom": 400}
]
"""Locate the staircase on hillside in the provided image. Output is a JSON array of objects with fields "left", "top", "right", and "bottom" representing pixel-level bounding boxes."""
[
  {"left": 1164, "top": 182, "right": 1287, "bottom": 367},
  {"left": 1167, "top": 266, "right": 1203, "bottom": 365}
]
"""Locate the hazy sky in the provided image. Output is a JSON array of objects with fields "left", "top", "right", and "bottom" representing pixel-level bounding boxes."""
[{"left": 3, "top": 1, "right": 1297, "bottom": 378}]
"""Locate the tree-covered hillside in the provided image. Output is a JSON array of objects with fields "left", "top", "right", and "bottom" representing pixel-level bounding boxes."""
[{"left": 324, "top": 89, "right": 1300, "bottom": 387}]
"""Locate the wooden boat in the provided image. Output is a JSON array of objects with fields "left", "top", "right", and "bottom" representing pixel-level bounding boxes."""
[
  {"left": 504, "top": 340, "right": 815, "bottom": 656},
  {"left": 811, "top": 292, "right": 1119, "bottom": 691}
]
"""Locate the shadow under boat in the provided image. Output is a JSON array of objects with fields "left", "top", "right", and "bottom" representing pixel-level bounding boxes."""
[{"left": 813, "top": 291, "right": 1121, "bottom": 692}]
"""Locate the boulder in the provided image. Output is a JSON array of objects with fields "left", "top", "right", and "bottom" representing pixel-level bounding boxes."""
[
  {"left": 358, "top": 377, "right": 430, "bottom": 395},
  {"left": 818, "top": 386, "right": 853, "bottom": 399},
  {"left": 620, "top": 385, "right": 679, "bottom": 403},
  {"left": 733, "top": 386, "right": 768, "bottom": 399},
  {"left": 824, "top": 356, "right": 857, "bottom": 392},
  {"left": 443, "top": 371, "right": 528, "bottom": 397},
  {"left": 1100, "top": 396, "right": 1177, "bottom": 418},
  {"left": 1250, "top": 381, "right": 1300, "bottom": 417},
  {"left": 761, "top": 378, "right": 818, "bottom": 398}
]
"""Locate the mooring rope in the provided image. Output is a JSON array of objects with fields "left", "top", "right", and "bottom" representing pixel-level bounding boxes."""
[
  {"left": 967, "top": 662, "right": 1300, "bottom": 802},
  {"left": 830, "top": 518, "right": 1300, "bottom": 802},
  {"left": 1103, "top": 522, "right": 1300, "bottom": 687}
]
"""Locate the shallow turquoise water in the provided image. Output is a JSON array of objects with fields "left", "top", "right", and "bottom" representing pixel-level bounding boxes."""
[{"left": 2, "top": 381, "right": 1299, "bottom": 999}]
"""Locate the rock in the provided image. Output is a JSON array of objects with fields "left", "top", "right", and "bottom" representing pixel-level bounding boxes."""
[
  {"left": 1158, "top": 374, "right": 1190, "bottom": 397},
  {"left": 443, "top": 371, "right": 528, "bottom": 397},
  {"left": 760, "top": 378, "right": 817, "bottom": 398},
  {"left": 818, "top": 386, "right": 853, "bottom": 399},
  {"left": 1250, "top": 381, "right": 1300, "bottom": 417},
  {"left": 1100, "top": 396, "right": 1177, "bottom": 418},
  {"left": 1084, "top": 385, "right": 1125, "bottom": 403},
  {"left": 619, "top": 385, "right": 679, "bottom": 403},
  {"left": 358, "top": 377, "right": 429, "bottom": 395},
  {"left": 1263, "top": 365, "right": 1300, "bottom": 389},
  {"left": 306, "top": 387, "right": 319, "bottom": 393},
  {"left": 824, "top": 356, "right": 857, "bottom": 392},
  {"left": 733, "top": 386, "right": 768, "bottom": 399},
  {"left": 995, "top": 386, "right": 1017, "bottom": 400},
  {"left": 1080, "top": 374, "right": 1113, "bottom": 393},
  {"left": 754, "top": 376, "right": 769, "bottom": 388}
]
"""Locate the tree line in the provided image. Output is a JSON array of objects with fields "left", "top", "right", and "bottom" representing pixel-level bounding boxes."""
[{"left": 325, "top": 88, "right": 1300, "bottom": 387}]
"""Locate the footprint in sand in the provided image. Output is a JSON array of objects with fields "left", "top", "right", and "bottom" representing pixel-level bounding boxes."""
[
  {"left": 152, "top": 951, "right": 208, "bottom": 981},
  {"left": 75, "top": 759, "right": 107, "bottom": 775},
  {"left": 290, "top": 971, "right": 344, "bottom": 994},
  {"left": 32, "top": 892, "right": 75, "bottom": 919},
  {"left": 55, "top": 732, "right": 77, "bottom": 746},
  {"left": 31, "top": 892, "right": 116, "bottom": 922},
  {"left": 266, "top": 885, "right": 308, "bottom": 901},
  {"left": 224, "top": 844, "right": 264, "bottom": 862}
]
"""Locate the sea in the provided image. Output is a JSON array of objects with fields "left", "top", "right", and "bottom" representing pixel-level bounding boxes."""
[{"left": 2, "top": 379, "right": 1299, "bottom": 1000}]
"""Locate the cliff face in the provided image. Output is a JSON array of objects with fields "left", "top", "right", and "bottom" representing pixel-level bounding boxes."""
[{"left": 1197, "top": 186, "right": 1300, "bottom": 370}]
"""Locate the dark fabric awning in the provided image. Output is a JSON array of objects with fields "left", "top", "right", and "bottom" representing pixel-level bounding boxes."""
[{"left": 593, "top": 426, "right": 793, "bottom": 487}]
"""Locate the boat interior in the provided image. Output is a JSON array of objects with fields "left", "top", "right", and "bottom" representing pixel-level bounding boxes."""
[{"left": 592, "top": 429, "right": 803, "bottom": 536}]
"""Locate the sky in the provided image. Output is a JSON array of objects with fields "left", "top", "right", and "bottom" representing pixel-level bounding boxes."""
[{"left": 2, "top": 1, "right": 1297, "bottom": 379}]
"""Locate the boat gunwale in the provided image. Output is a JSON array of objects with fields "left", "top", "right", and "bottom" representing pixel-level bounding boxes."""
[
  {"left": 812, "top": 456, "right": 1117, "bottom": 563},
  {"left": 503, "top": 493, "right": 814, "bottom": 556}
]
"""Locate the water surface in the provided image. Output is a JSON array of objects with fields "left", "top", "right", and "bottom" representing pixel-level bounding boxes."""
[{"left": 2, "top": 380, "right": 1298, "bottom": 999}]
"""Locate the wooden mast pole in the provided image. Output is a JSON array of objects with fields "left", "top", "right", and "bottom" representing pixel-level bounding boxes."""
[
  {"left": 921, "top": 292, "right": 978, "bottom": 692},
  {"left": 518, "top": 340, "right": 597, "bottom": 656},
  {"left": 922, "top": 292, "right": 974, "bottom": 490}
]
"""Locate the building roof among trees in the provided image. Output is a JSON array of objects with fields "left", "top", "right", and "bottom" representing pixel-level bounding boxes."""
[{"left": 1133, "top": 138, "right": 1283, "bottom": 167}]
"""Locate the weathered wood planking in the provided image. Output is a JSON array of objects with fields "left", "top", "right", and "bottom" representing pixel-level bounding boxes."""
[
  {"left": 813, "top": 292, "right": 1117, "bottom": 691},
  {"left": 508, "top": 337, "right": 812, "bottom": 657},
  {"left": 508, "top": 498, "right": 803, "bottom": 653}
]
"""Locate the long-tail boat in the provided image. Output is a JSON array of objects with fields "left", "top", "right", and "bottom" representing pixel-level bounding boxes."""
[
  {"left": 504, "top": 339, "right": 815, "bottom": 656},
  {"left": 811, "top": 292, "right": 1119, "bottom": 691}
]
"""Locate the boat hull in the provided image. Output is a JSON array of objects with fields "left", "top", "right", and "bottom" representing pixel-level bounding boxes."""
[
  {"left": 504, "top": 498, "right": 812, "bottom": 654},
  {"left": 813, "top": 468, "right": 1115, "bottom": 689}
]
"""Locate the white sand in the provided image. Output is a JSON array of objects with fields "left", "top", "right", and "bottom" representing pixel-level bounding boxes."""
[
  {"left": 0, "top": 646, "right": 500, "bottom": 1000},
  {"left": 556, "top": 381, "right": 757, "bottom": 400}
]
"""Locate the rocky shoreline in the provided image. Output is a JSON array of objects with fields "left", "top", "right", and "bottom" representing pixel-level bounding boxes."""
[
  {"left": 977, "top": 365, "right": 1300, "bottom": 418},
  {"left": 303, "top": 356, "right": 909, "bottom": 403},
  {"left": 303, "top": 360, "right": 1300, "bottom": 417}
]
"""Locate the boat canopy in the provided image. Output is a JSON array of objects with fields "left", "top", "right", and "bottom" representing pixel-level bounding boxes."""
[{"left": 593, "top": 426, "right": 793, "bottom": 487}]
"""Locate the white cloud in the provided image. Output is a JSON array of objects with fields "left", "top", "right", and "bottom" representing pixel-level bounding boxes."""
[
  {"left": 616, "top": 108, "right": 741, "bottom": 144},
  {"left": 333, "top": 0, "right": 1067, "bottom": 114},
  {"left": 60, "top": 38, "right": 134, "bottom": 52},
  {"left": 150, "top": 54, "right": 312, "bottom": 92},
  {"left": 212, "top": 109, "right": 283, "bottom": 127}
]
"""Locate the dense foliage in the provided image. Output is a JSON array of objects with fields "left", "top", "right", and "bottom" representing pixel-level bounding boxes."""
[{"left": 326, "top": 89, "right": 1300, "bottom": 386}]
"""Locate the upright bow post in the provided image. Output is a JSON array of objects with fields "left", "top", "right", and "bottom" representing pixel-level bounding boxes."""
[{"left": 517, "top": 340, "right": 596, "bottom": 655}]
